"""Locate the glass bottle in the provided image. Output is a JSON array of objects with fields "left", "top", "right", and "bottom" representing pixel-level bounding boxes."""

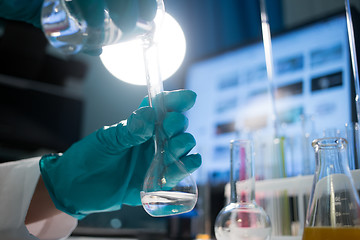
[
  {"left": 140, "top": 81, "right": 198, "bottom": 217},
  {"left": 41, "top": 0, "right": 164, "bottom": 54},
  {"left": 214, "top": 139, "right": 272, "bottom": 240},
  {"left": 302, "top": 137, "right": 360, "bottom": 239}
]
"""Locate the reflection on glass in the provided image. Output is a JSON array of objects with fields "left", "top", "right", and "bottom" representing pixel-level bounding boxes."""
[
  {"left": 302, "top": 137, "right": 360, "bottom": 239},
  {"left": 214, "top": 140, "right": 272, "bottom": 240}
]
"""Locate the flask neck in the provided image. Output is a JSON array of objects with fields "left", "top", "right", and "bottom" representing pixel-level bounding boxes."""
[
  {"left": 230, "top": 140, "right": 256, "bottom": 203},
  {"left": 313, "top": 138, "right": 351, "bottom": 178}
]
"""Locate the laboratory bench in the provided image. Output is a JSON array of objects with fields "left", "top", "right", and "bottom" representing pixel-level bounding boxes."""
[
  {"left": 68, "top": 237, "right": 137, "bottom": 240},
  {"left": 69, "top": 238, "right": 136, "bottom": 240},
  {"left": 67, "top": 236, "right": 303, "bottom": 240},
  {"left": 68, "top": 169, "right": 360, "bottom": 240}
]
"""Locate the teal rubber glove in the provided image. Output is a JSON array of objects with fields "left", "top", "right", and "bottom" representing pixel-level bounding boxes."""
[
  {"left": 0, "top": 0, "right": 43, "bottom": 28},
  {"left": 39, "top": 89, "right": 202, "bottom": 219},
  {"left": 66, "top": 0, "right": 158, "bottom": 55}
]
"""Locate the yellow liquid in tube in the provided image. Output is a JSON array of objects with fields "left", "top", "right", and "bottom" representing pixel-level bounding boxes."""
[{"left": 302, "top": 227, "right": 360, "bottom": 240}]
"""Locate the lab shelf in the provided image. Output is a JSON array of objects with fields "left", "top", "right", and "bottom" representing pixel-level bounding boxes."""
[
  {"left": 225, "top": 169, "right": 360, "bottom": 198},
  {"left": 254, "top": 169, "right": 360, "bottom": 195},
  {"left": 272, "top": 237, "right": 302, "bottom": 240}
]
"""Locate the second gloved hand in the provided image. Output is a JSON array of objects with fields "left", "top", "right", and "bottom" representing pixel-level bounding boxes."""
[
  {"left": 39, "top": 89, "right": 201, "bottom": 219},
  {"left": 0, "top": 0, "right": 43, "bottom": 28},
  {"left": 0, "top": 0, "right": 157, "bottom": 55}
]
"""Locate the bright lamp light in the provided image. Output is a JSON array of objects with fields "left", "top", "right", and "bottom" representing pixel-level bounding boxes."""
[{"left": 100, "top": 13, "right": 186, "bottom": 85}]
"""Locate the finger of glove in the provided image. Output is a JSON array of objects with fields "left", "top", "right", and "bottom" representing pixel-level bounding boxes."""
[
  {"left": 162, "top": 153, "right": 202, "bottom": 189},
  {"left": 97, "top": 107, "right": 155, "bottom": 150},
  {"left": 180, "top": 154, "right": 202, "bottom": 174},
  {"left": 105, "top": 0, "right": 138, "bottom": 33},
  {"left": 105, "top": 0, "right": 157, "bottom": 37},
  {"left": 139, "top": 89, "right": 197, "bottom": 113},
  {"left": 83, "top": 48, "right": 103, "bottom": 56},
  {"left": 119, "top": 106, "right": 156, "bottom": 148},
  {"left": 71, "top": 0, "right": 105, "bottom": 28},
  {"left": 163, "top": 112, "right": 188, "bottom": 138},
  {"left": 138, "top": 0, "right": 157, "bottom": 21},
  {"left": 167, "top": 133, "right": 196, "bottom": 161}
]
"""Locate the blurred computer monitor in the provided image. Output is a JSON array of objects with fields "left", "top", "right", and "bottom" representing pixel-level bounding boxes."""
[{"left": 186, "top": 9, "right": 360, "bottom": 185}]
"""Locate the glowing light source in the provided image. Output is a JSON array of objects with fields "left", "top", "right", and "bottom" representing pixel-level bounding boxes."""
[{"left": 100, "top": 13, "right": 186, "bottom": 85}]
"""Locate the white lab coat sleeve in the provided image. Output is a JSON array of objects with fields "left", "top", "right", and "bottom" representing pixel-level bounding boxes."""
[
  {"left": 26, "top": 212, "right": 77, "bottom": 240},
  {"left": 0, "top": 157, "right": 78, "bottom": 240}
]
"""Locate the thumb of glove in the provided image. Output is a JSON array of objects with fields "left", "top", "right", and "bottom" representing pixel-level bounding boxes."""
[{"left": 96, "top": 106, "right": 156, "bottom": 152}]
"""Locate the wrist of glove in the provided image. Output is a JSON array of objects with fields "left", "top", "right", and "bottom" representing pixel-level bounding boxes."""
[{"left": 39, "top": 90, "right": 201, "bottom": 219}]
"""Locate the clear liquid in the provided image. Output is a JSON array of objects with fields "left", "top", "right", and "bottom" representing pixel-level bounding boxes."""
[
  {"left": 215, "top": 226, "right": 272, "bottom": 240},
  {"left": 141, "top": 191, "right": 197, "bottom": 217},
  {"left": 215, "top": 203, "right": 272, "bottom": 240}
]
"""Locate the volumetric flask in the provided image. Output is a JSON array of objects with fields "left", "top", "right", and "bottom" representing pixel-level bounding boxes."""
[
  {"left": 140, "top": 2, "right": 197, "bottom": 217},
  {"left": 215, "top": 140, "right": 271, "bottom": 240},
  {"left": 302, "top": 137, "right": 360, "bottom": 240}
]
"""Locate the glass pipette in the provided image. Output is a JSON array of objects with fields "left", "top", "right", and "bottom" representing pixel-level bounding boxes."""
[
  {"left": 260, "top": 0, "right": 279, "bottom": 137},
  {"left": 259, "top": 0, "right": 292, "bottom": 235},
  {"left": 345, "top": 0, "right": 360, "bottom": 122}
]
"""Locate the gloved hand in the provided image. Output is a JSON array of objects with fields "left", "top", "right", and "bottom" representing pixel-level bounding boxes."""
[
  {"left": 0, "top": 0, "right": 44, "bottom": 28},
  {"left": 73, "top": 0, "right": 157, "bottom": 36},
  {"left": 66, "top": 0, "right": 158, "bottom": 55},
  {"left": 39, "top": 89, "right": 202, "bottom": 219},
  {"left": 0, "top": 0, "right": 157, "bottom": 55}
]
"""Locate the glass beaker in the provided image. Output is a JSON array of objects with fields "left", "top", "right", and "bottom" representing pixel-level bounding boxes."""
[
  {"left": 139, "top": 2, "right": 197, "bottom": 217},
  {"left": 302, "top": 137, "right": 360, "bottom": 239},
  {"left": 214, "top": 139, "right": 272, "bottom": 240}
]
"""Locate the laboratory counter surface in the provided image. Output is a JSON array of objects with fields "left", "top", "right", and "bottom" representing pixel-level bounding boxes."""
[
  {"left": 68, "top": 238, "right": 136, "bottom": 240},
  {"left": 68, "top": 170, "right": 360, "bottom": 240},
  {"left": 68, "top": 236, "right": 303, "bottom": 240}
]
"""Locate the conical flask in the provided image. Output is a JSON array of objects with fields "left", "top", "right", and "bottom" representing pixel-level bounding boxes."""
[
  {"left": 214, "top": 139, "right": 272, "bottom": 240},
  {"left": 140, "top": 0, "right": 197, "bottom": 217},
  {"left": 302, "top": 137, "right": 360, "bottom": 239},
  {"left": 140, "top": 115, "right": 198, "bottom": 217}
]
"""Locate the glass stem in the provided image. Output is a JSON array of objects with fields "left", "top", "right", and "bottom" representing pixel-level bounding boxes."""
[
  {"left": 260, "top": 0, "right": 280, "bottom": 137},
  {"left": 143, "top": 34, "right": 169, "bottom": 188},
  {"left": 230, "top": 140, "right": 255, "bottom": 204}
]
